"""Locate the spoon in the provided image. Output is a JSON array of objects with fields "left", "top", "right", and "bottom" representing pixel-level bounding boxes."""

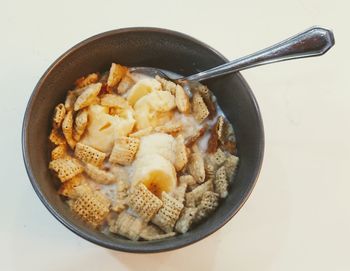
[{"left": 129, "top": 26, "right": 334, "bottom": 84}]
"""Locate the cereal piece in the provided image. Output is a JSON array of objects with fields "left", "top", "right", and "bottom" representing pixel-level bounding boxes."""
[
  {"left": 58, "top": 175, "right": 87, "bottom": 199},
  {"left": 188, "top": 152, "right": 205, "bottom": 184},
  {"left": 222, "top": 140, "right": 237, "bottom": 155},
  {"left": 140, "top": 225, "right": 176, "bottom": 241},
  {"left": 74, "top": 83, "right": 102, "bottom": 111},
  {"left": 74, "top": 142, "right": 106, "bottom": 167},
  {"left": 109, "top": 136, "right": 139, "bottom": 165},
  {"left": 206, "top": 148, "right": 226, "bottom": 168},
  {"left": 72, "top": 191, "right": 110, "bottom": 228},
  {"left": 185, "top": 125, "right": 208, "bottom": 148},
  {"left": 49, "top": 128, "right": 66, "bottom": 145},
  {"left": 52, "top": 103, "right": 66, "bottom": 129},
  {"left": 62, "top": 111, "right": 76, "bottom": 149},
  {"left": 174, "top": 135, "right": 188, "bottom": 171},
  {"left": 49, "top": 157, "right": 84, "bottom": 182},
  {"left": 51, "top": 144, "right": 67, "bottom": 160},
  {"left": 84, "top": 163, "right": 117, "bottom": 184},
  {"left": 207, "top": 117, "right": 224, "bottom": 153},
  {"left": 128, "top": 184, "right": 163, "bottom": 222},
  {"left": 185, "top": 180, "right": 213, "bottom": 207},
  {"left": 175, "top": 207, "right": 197, "bottom": 234},
  {"left": 204, "top": 162, "right": 216, "bottom": 182},
  {"left": 107, "top": 63, "right": 127, "bottom": 91},
  {"left": 117, "top": 74, "right": 134, "bottom": 94},
  {"left": 73, "top": 109, "right": 88, "bottom": 141},
  {"left": 171, "top": 182, "right": 187, "bottom": 204},
  {"left": 192, "top": 92, "right": 209, "bottom": 123},
  {"left": 111, "top": 180, "right": 130, "bottom": 213},
  {"left": 152, "top": 192, "right": 184, "bottom": 233},
  {"left": 110, "top": 165, "right": 128, "bottom": 183},
  {"left": 65, "top": 91, "right": 77, "bottom": 111},
  {"left": 214, "top": 166, "right": 228, "bottom": 198},
  {"left": 100, "top": 94, "right": 129, "bottom": 108},
  {"left": 154, "top": 122, "right": 182, "bottom": 135},
  {"left": 179, "top": 174, "right": 197, "bottom": 190},
  {"left": 224, "top": 154, "right": 239, "bottom": 181},
  {"left": 75, "top": 73, "right": 99, "bottom": 88},
  {"left": 193, "top": 84, "right": 216, "bottom": 118},
  {"left": 155, "top": 75, "right": 176, "bottom": 95},
  {"left": 194, "top": 191, "right": 219, "bottom": 223},
  {"left": 129, "top": 127, "right": 153, "bottom": 138},
  {"left": 109, "top": 212, "right": 145, "bottom": 241},
  {"left": 175, "top": 84, "right": 190, "bottom": 113}
]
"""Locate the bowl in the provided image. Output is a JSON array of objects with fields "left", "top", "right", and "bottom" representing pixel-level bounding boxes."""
[{"left": 22, "top": 27, "right": 264, "bottom": 253}]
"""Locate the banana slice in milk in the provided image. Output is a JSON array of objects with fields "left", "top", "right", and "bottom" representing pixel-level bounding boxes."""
[
  {"left": 81, "top": 104, "right": 135, "bottom": 153},
  {"left": 134, "top": 91, "right": 176, "bottom": 130},
  {"left": 136, "top": 133, "right": 176, "bottom": 163},
  {"left": 131, "top": 153, "right": 177, "bottom": 197},
  {"left": 127, "top": 78, "right": 161, "bottom": 106}
]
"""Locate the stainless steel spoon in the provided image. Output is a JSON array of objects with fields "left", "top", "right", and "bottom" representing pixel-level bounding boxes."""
[{"left": 129, "top": 26, "right": 334, "bottom": 84}]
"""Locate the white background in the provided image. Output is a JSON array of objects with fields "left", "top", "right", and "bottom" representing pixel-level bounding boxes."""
[{"left": 1, "top": 0, "right": 349, "bottom": 270}]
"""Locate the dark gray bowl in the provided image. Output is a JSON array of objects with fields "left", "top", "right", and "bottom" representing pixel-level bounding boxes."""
[{"left": 22, "top": 27, "right": 264, "bottom": 253}]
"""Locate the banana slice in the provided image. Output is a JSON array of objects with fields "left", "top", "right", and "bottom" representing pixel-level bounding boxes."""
[
  {"left": 136, "top": 133, "right": 176, "bottom": 164},
  {"left": 80, "top": 104, "right": 135, "bottom": 153},
  {"left": 127, "top": 78, "right": 161, "bottom": 106},
  {"left": 134, "top": 91, "right": 176, "bottom": 130},
  {"left": 131, "top": 154, "right": 177, "bottom": 197}
]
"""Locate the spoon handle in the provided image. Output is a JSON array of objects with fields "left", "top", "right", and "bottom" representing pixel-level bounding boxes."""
[{"left": 184, "top": 26, "right": 335, "bottom": 82}]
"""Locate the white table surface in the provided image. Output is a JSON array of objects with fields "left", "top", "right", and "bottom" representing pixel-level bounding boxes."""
[{"left": 1, "top": 0, "right": 349, "bottom": 270}]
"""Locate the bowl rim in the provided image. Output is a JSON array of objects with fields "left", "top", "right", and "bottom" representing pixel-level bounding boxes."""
[{"left": 22, "top": 27, "right": 265, "bottom": 253}]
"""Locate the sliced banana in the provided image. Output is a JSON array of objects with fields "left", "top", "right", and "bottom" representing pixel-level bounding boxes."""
[
  {"left": 80, "top": 104, "right": 135, "bottom": 153},
  {"left": 136, "top": 133, "right": 176, "bottom": 164},
  {"left": 134, "top": 91, "right": 176, "bottom": 130},
  {"left": 131, "top": 154, "right": 177, "bottom": 197},
  {"left": 127, "top": 78, "right": 161, "bottom": 106}
]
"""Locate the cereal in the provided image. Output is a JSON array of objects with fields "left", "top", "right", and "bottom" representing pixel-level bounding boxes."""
[
  {"left": 62, "top": 111, "right": 76, "bottom": 149},
  {"left": 74, "top": 83, "right": 102, "bottom": 111},
  {"left": 224, "top": 154, "right": 239, "bottom": 181},
  {"left": 75, "top": 73, "right": 99, "bottom": 89},
  {"left": 109, "top": 136, "right": 139, "bottom": 165},
  {"left": 174, "top": 134, "right": 188, "bottom": 171},
  {"left": 171, "top": 182, "right": 187, "bottom": 204},
  {"left": 214, "top": 166, "right": 228, "bottom": 198},
  {"left": 107, "top": 63, "right": 127, "bottom": 91},
  {"left": 192, "top": 91, "right": 209, "bottom": 123},
  {"left": 109, "top": 212, "right": 145, "bottom": 241},
  {"left": 49, "top": 157, "right": 84, "bottom": 182},
  {"left": 84, "top": 163, "right": 117, "bottom": 185},
  {"left": 117, "top": 74, "right": 134, "bottom": 94},
  {"left": 185, "top": 180, "right": 213, "bottom": 207},
  {"left": 128, "top": 184, "right": 163, "bottom": 222},
  {"left": 194, "top": 191, "right": 219, "bottom": 223},
  {"left": 73, "top": 109, "right": 88, "bottom": 141},
  {"left": 129, "top": 127, "right": 153, "bottom": 138},
  {"left": 72, "top": 191, "right": 110, "bottom": 228},
  {"left": 140, "top": 224, "right": 176, "bottom": 241},
  {"left": 155, "top": 75, "right": 177, "bottom": 95},
  {"left": 52, "top": 103, "right": 66, "bottom": 129},
  {"left": 49, "top": 128, "right": 66, "bottom": 145},
  {"left": 74, "top": 142, "right": 106, "bottom": 167},
  {"left": 58, "top": 175, "right": 87, "bottom": 199},
  {"left": 187, "top": 152, "right": 205, "bottom": 184},
  {"left": 51, "top": 144, "right": 67, "bottom": 160},
  {"left": 152, "top": 192, "right": 184, "bottom": 233},
  {"left": 175, "top": 84, "right": 190, "bottom": 113},
  {"left": 175, "top": 207, "right": 197, "bottom": 234}
]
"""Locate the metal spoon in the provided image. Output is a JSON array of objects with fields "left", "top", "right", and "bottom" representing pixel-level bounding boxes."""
[{"left": 130, "top": 26, "right": 334, "bottom": 84}]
